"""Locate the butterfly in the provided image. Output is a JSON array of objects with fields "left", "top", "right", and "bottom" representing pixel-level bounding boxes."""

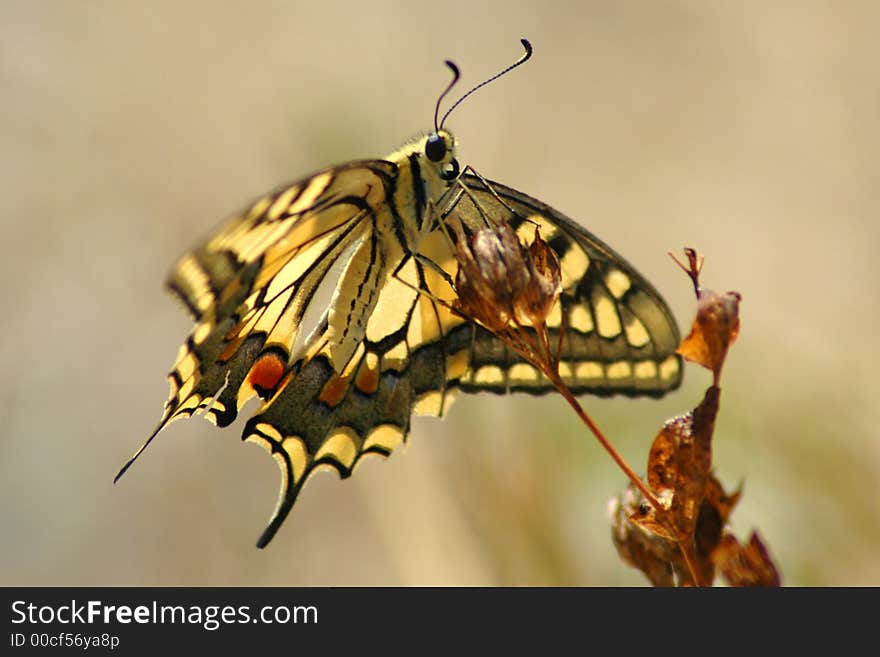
[{"left": 116, "top": 39, "right": 682, "bottom": 548}]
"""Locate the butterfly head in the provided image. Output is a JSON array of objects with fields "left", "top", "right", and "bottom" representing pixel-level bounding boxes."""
[{"left": 424, "top": 129, "right": 460, "bottom": 182}]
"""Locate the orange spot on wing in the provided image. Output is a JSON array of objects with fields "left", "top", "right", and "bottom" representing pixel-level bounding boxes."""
[
  {"left": 249, "top": 353, "right": 285, "bottom": 392},
  {"left": 219, "top": 336, "right": 245, "bottom": 362},
  {"left": 355, "top": 362, "right": 379, "bottom": 395},
  {"left": 319, "top": 374, "right": 349, "bottom": 407}
]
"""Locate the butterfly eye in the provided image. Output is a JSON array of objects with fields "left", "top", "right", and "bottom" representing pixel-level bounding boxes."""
[
  {"left": 425, "top": 133, "right": 447, "bottom": 162},
  {"left": 440, "top": 158, "right": 460, "bottom": 181}
]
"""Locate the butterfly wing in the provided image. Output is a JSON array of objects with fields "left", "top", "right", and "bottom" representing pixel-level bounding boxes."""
[
  {"left": 116, "top": 161, "right": 401, "bottom": 479},
  {"left": 241, "top": 236, "right": 468, "bottom": 547},
  {"left": 445, "top": 174, "right": 683, "bottom": 397}
]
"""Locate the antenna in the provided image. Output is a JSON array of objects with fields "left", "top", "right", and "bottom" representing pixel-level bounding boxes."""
[
  {"left": 439, "top": 38, "right": 533, "bottom": 129},
  {"left": 434, "top": 60, "right": 461, "bottom": 133}
]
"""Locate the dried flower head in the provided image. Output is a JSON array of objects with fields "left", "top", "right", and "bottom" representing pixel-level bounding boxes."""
[
  {"left": 515, "top": 228, "right": 562, "bottom": 328},
  {"left": 452, "top": 219, "right": 531, "bottom": 331},
  {"left": 452, "top": 219, "right": 561, "bottom": 335}
]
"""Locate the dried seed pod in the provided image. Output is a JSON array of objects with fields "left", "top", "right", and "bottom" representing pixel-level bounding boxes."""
[
  {"left": 452, "top": 219, "right": 533, "bottom": 331},
  {"left": 515, "top": 227, "right": 562, "bottom": 328}
]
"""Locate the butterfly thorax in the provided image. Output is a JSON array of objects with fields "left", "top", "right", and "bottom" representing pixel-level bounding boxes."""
[{"left": 324, "top": 129, "right": 458, "bottom": 371}]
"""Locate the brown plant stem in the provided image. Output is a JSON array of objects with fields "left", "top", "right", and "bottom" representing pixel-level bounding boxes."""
[
  {"left": 530, "top": 328, "right": 704, "bottom": 586},
  {"left": 547, "top": 370, "right": 664, "bottom": 512},
  {"left": 497, "top": 322, "right": 704, "bottom": 586},
  {"left": 497, "top": 320, "right": 665, "bottom": 516}
]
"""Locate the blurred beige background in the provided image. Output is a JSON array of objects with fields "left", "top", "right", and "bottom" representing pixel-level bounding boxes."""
[{"left": 2, "top": 1, "right": 877, "bottom": 586}]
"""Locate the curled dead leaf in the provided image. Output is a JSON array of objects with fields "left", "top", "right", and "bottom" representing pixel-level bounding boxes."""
[
  {"left": 677, "top": 289, "right": 742, "bottom": 383},
  {"left": 609, "top": 487, "right": 679, "bottom": 587},
  {"left": 646, "top": 386, "right": 719, "bottom": 539},
  {"left": 713, "top": 531, "right": 781, "bottom": 587}
]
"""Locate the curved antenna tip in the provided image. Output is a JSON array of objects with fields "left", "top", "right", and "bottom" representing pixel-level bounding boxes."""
[
  {"left": 439, "top": 38, "right": 535, "bottom": 129},
  {"left": 434, "top": 60, "right": 463, "bottom": 132}
]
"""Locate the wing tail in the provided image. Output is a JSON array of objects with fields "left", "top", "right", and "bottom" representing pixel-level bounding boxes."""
[{"left": 114, "top": 406, "right": 183, "bottom": 483}]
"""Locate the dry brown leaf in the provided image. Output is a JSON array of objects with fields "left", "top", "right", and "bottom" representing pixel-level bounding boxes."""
[
  {"left": 610, "top": 488, "right": 679, "bottom": 587},
  {"left": 677, "top": 289, "right": 741, "bottom": 383},
  {"left": 713, "top": 531, "right": 781, "bottom": 587},
  {"left": 703, "top": 473, "right": 742, "bottom": 526},
  {"left": 647, "top": 387, "right": 719, "bottom": 538},
  {"left": 612, "top": 250, "right": 734, "bottom": 586},
  {"left": 609, "top": 384, "right": 726, "bottom": 586}
]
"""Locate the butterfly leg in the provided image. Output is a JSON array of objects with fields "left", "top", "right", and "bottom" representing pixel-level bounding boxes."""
[{"left": 445, "top": 165, "right": 536, "bottom": 231}]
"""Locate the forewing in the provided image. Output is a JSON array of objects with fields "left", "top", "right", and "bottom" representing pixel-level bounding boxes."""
[{"left": 448, "top": 175, "right": 683, "bottom": 397}]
